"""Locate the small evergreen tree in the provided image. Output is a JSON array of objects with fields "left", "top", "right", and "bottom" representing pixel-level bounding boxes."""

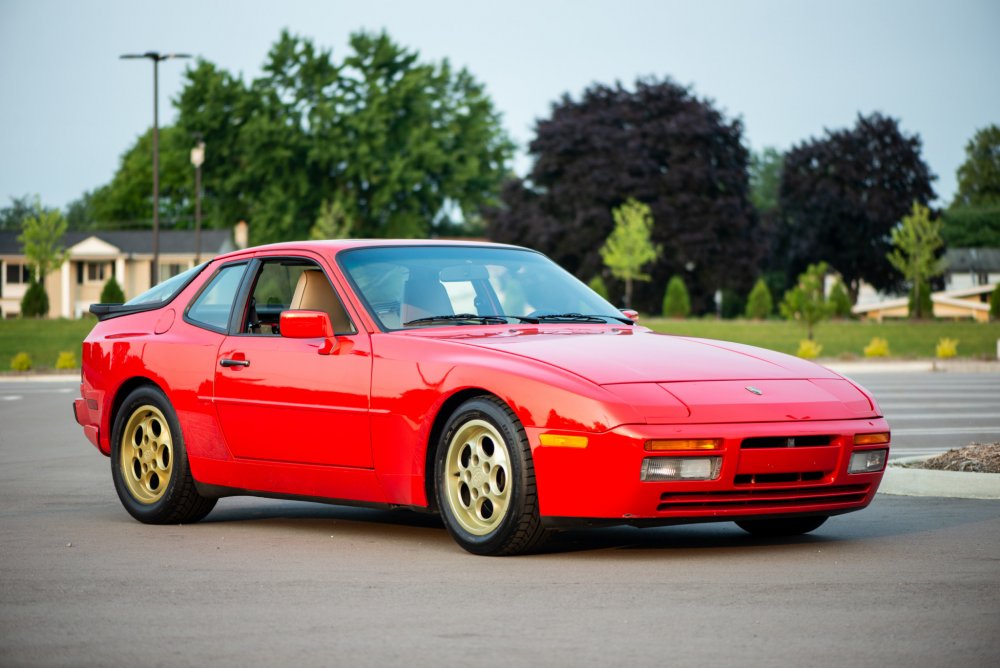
[
  {"left": 20, "top": 279, "right": 48, "bottom": 317},
  {"left": 887, "top": 202, "right": 944, "bottom": 319},
  {"left": 588, "top": 275, "right": 610, "bottom": 301},
  {"left": 662, "top": 275, "right": 691, "bottom": 318},
  {"left": 100, "top": 276, "right": 126, "bottom": 304},
  {"left": 719, "top": 289, "right": 745, "bottom": 319},
  {"left": 991, "top": 284, "right": 1000, "bottom": 321},
  {"left": 745, "top": 278, "right": 773, "bottom": 319},
  {"left": 828, "top": 279, "right": 853, "bottom": 318}
]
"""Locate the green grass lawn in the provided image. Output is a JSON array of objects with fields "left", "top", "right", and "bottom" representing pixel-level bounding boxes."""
[
  {"left": 0, "top": 318, "right": 96, "bottom": 372},
  {"left": 1, "top": 316, "right": 998, "bottom": 372},
  {"left": 644, "top": 317, "right": 1000, "bottom": 359}
]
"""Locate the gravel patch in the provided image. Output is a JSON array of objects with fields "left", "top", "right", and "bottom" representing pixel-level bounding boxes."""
[{"left": 904, "top": 443, "right": 1000, "bottom": 474}]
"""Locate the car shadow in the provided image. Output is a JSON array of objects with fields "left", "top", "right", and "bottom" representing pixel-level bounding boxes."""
[{"left": 178, "top": 493, "right": 1000, "bottom": 556}]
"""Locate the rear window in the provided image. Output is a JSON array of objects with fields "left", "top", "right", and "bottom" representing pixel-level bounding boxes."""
[{"left": 125, "top": 263, "right": 207, "bottom": 306}]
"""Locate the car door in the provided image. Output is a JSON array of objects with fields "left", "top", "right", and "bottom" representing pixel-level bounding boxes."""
[{"left": 212, "top": 255, "right": 373, "bottom": 469}]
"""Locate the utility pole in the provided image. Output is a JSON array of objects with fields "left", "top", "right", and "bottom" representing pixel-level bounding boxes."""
[{"left": 120, "top": 51, "right": 191, "bottom": 285}]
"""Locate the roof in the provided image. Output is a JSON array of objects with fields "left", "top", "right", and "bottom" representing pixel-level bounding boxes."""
[
  {"left": 944, "top": 248, "right": 1000, "bottom": 273},
  {"left": 0, "top": 229, "right": 233, "bottom": 256},
  {"left": 213, "top": 237, "right": 522, "bottom": 261}
]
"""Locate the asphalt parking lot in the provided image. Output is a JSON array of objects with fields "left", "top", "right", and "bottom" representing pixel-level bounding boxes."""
[{"left": 1, "top": 375, "right": 998, "bottom": 667}]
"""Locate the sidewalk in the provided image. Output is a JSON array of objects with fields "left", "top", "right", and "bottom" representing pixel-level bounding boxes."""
[{"left": 823, "top": 358, "right": 1000, "bottom": 374}]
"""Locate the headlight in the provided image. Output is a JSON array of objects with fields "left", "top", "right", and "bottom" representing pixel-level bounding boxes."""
[
  {"left": 849, "top": 449, "right": 887, "bottom": 474},
  {"left": 641, "top": 456, "right": 722, "bottom": 481}
]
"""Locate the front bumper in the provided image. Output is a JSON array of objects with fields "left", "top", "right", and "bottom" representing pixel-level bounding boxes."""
[{"left": 528, "top": 417, "right": 889, "bottom": 524}]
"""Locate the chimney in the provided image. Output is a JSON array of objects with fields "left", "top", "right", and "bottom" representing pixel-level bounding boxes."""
[{"left": 234, "top": 221, "right": 249, "bottom": 249}]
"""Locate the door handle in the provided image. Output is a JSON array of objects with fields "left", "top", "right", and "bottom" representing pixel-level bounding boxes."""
[{"left": 220, "top": 358, "right": 250, "bottom": 368}]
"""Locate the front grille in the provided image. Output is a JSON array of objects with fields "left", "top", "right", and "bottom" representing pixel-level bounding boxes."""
[
  {"left": 657, "top": 484, "right": 870, "bottom": 512},
  {"left": 741, "top": 435, "right": 833, "bottom": 448},
  {"left": 734, "top": 471, "right": 826, "bottom": 485}
]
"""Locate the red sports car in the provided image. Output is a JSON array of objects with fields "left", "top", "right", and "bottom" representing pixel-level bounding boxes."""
[{"left": 74, "top": 240, "right": 890, "bottom": 555}]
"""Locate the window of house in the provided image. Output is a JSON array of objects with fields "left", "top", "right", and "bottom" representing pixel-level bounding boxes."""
[
  {"left": 159, "top": 263, "right": 185, "bottom": 280},
  {"left": 85, "top": 262, "right": 108, "bottom": 283},
  {"left": 5, "top": 263, "right": 31, "bottom": 285}
]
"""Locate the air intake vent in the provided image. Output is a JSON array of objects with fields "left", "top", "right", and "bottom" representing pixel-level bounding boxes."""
[{"left": 741, "top": 435, "right": 833, "bottom": 449}]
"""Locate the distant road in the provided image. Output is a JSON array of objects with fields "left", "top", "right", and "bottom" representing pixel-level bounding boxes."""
[{"left": 842, "top": 372, "right": 1000, "bottom": 459}]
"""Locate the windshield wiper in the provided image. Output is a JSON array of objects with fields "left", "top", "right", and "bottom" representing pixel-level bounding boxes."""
[
  {"left": 403, "top": 313, "right": 511, "bottom": 326},
  {"left": 532, "top": 312, "right": 634, "bottom": 325}
]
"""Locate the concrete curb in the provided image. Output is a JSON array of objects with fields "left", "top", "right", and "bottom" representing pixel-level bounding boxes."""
[
  {"left": 0, "top": 374, "right": 79, "bottom": 383},
  {"left": 878, "top": 456, "right": 1000, "bottom": 500},
  {"left": 823, "top": 359, "right": 1000, "bottom": 374}
]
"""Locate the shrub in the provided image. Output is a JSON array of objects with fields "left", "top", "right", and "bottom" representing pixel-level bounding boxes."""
[
  {"left": 10, "top": 352, "right": 32, "bottom": 371},
  {"left": 662, "top": 275, "right": 690, "bottom": 318},
  {"left": 745, "top": 278, "right": 773, "bottom": 319},
  {"left": 864, "top": 336, "right": 891, "bottom": 358},
  {"left": 991, "top": 284, "right": 1000, "bottom": 321},
  {"left": 796, "top": 339, "right": 822, "bottom": 359},
  {"left": 719, "top": 288, "right": 745, "bottom": 319},
  {"left": 20, "top": 279, "right": 48, "bottom": 318},
  {"left": 55, "top": 351, "right": 78, "bottom": 369},
  {"left": 588, "top": 275, "right": 609, "bottom": 301},
  {"left": 828, "top": 279, "right": 853, "bottom": 318},
  {"left": 935, "top": 337, "right": 958, "bottom": 359},
  {"left": 100, "top": 276, "right": 126, "bottom": 304}
]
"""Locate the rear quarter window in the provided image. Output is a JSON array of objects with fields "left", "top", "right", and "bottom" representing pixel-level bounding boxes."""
[{"left": 185, "top": 263, "right": 248, "bottom": 332}]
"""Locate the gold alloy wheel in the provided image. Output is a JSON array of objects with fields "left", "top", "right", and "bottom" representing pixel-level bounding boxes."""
[
  {"left": 119, "top": 404, "right": 173, "bottom": 504},
  {"left": 444, "top": 418, "right": 512, "bottom": 536}
]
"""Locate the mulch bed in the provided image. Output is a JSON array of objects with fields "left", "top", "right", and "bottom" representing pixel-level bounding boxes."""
[{"left": 906, "top": 443, "right": 1000, "bottom": 474}]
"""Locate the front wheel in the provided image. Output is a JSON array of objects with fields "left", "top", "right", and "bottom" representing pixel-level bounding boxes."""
[
  {"left": 110, "top": 385, "right": 216, "bottom": 524},
  {"left": 735, "top": 516, "right": 828, "bottom": 537},
  {"left": 435, "top": 396, "right": 549, "bottom": 556}
]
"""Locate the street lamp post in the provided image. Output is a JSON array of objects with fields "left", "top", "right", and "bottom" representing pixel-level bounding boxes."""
[
  {"left": 120, "top": 51, "right": 191, "bottom": 285},
  {"left": 190, "top": 139, "right": 205, "bottom": 264}
]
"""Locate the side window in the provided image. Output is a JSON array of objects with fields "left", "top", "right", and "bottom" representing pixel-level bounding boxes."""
[
  {"left": 243, "top": 258, "right": 355, "bottom": 336},
  {"left": 186, "top": 263, "right": 247, "bottom": 332}
]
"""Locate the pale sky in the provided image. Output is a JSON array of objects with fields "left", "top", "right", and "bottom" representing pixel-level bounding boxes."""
[{"left": 1, "top": 0, "right": 998, "bottom": 212}]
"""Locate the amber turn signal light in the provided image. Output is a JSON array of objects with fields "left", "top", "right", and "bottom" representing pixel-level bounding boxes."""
[
  {"left": 853, "top": 432, "right": 890, "bottom": 446},
  {"left": 645, "top": 438, "right": 722, "bottom": 451},
  {"left": 539, "top": 434, "right": 589, "bottom": 448}
]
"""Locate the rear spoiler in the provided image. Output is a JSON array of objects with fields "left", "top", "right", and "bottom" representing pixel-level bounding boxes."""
[{"left": 89, "top": 303, "right": 162, "bottom": 321}]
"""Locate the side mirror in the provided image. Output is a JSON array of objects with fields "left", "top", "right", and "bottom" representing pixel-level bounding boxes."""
[
  {"left": 280, "top": 310, "right": 339, "bottom": 354},
  {"left": 620, "top": 309, "right": 640, "bottom": 323}
]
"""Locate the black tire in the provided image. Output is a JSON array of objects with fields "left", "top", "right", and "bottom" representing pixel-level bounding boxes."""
[
  {"left": 110, "top": 385, "right": 216, "bottom": 524},
  {"left": 735, "top": 516, "right": 828, "bottom": 537},
  {"left": 434, "top": 396, "right": 549, "bottom": 556}
]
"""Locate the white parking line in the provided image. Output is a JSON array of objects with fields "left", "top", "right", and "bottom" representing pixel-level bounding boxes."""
[
  {"left": 2, "top": 395, "right": 21, "bottom": 401},
  {"left": 891, "top": 426, "right": 1000, "bottom": 435}
]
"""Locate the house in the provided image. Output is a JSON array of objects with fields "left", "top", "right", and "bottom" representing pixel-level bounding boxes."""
[
  {"left": 942, "top": 248, "right": 1000, "bottom": 291},
  {"left": 0, "top": 222, "right": 247, "bottom": 318}
]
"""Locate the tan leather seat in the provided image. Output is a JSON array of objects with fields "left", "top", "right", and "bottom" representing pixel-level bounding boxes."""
[
  {"left": 290, "top": 269, "right": 353, "bottom": 334},
  {"left": 401, "top": 271, "right": 454, "bottom": 324}
]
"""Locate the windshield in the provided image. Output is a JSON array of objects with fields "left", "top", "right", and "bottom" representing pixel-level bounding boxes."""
[
  {"left": 125, "top": 263, "right": 207, "bottom": 306},
  {"left": 338, "top": 246, "right": 627, "bottom": 330}
]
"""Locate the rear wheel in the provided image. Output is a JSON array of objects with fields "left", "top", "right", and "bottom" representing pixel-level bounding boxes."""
[
  {"left": 735, "top": 516, "right": 828, "bottom": 537},
  {"left": 111, "top": 385, "right": 216, "bottom": 524},
  {"left": 435, "top": 396, "right": 549, "bottom": 556}
]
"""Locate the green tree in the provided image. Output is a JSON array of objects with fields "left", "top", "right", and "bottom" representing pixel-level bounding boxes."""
[
  {"left": 599, "top": 198, "right": 661, "bottom": 308},
  {"left": 780, "top": 262, "right": 832, "bottom": 340},
  {"left": 941, "top": 205, "right": 1000, "bottom": 248},
  {"left": 100, "top": 277, "right": 126, "bottom": 304},
  {"left": 886, "top": 202, "right": 944, "bottom": 319},
  {"left": 18, "top": 200, "right": 69, "bottom": 284},
  {"left": 662, "top": 275, "right": 691, "bottom": 318},
  {"left": 908, "top": 279, "right": 934, "bottom": 320},
  {"left": 991, "top": 284, "right": 1000, "bottom": 321},
  {"left": 953, "top": 124, "right": 1000, "bottom": 207},
  {"left": 750, "top": 147, "right": 783, "bottom": 215},
  {"left": 0, "top": 195, "right": 37, "bottom": 231},
  {"left": 745, "top": 278, "right": 773, "bottom": 319},
  {"left": 309, "top": 197, "right": 354, "bottom": 240},
  {"left": 828, "top": 278, "right": 853, "bottom": 318}
]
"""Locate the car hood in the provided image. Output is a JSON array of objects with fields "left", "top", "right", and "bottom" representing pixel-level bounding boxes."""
[
  {"left": 431, "top": 326, "right": 839, "bottom": 384},
  {"left": 422, "top": 326, "right": 880, "bottom": 422}
]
